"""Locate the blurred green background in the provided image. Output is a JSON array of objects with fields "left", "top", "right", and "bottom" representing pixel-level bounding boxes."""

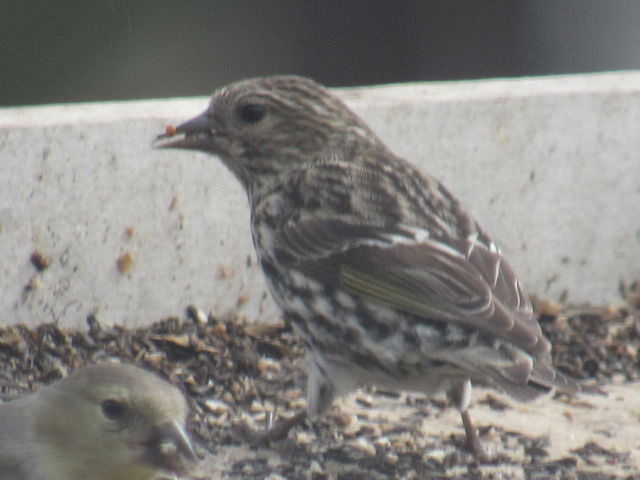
[{"left": 2, "top": 0, "right": 640, "bottom": 106}]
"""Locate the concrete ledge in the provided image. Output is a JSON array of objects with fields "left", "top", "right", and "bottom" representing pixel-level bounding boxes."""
[{"left": 1, "top": 72, "right": 639, "bottom": 328}]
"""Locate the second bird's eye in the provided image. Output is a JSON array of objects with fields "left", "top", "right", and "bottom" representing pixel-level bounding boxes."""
[
  {"left": 101, "top": 399, "right": 126, "bottom": 420},
  {"left": 238, "top": 103, "right": 266, "bottom": 124}
]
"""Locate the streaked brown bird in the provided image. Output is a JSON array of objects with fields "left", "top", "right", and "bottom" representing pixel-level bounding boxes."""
[
  {"left": 0, "top": 363, "right": 196, "bottom": 480},
  {"left": 157, "top": 75, "right": 596, "bottom": 459}
]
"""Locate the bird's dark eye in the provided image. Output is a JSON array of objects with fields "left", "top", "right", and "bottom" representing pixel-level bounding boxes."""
[
  {"left": 101, "top": 399, "right": 126, "bottom": 420},
  {"left": 238, "top": 103, "right": 266, "bottom": 124}
]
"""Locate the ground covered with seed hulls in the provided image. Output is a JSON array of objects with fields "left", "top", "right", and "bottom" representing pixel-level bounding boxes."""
[{"left": 1, "top": 283, "right": 639, "bottom": 480}]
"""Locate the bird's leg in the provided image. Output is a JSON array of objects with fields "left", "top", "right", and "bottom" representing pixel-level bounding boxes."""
[
  {"left": 261, "top": 358, "right": 336, "bottom": 443},
  {"left": 459, "top": 409, "right": 488, "bottom": 462},
  {"left": 447, "top": 379, "right": 489, "bottom": 462},
  {"left": 261, "top": 409, "right": 307, "bottom": 442}
]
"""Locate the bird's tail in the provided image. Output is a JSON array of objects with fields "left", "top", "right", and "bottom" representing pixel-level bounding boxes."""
[{"left": 491, "top": 361, "right": 606, "bottom": 402}]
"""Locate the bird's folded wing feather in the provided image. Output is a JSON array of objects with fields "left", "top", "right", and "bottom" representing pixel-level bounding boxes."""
[
  {"left": 273, "top": 216, "right": 579, "bottom": 392},
  {"left": 275, "top": 217, "right": 547, "bottom": 353}
]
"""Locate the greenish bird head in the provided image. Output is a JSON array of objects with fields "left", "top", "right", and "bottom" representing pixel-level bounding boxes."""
[{"left": 31, "top": 363, "right": 196, "bottom": 480}]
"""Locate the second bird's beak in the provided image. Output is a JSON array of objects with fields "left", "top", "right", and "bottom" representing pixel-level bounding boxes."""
[
  {"left": 144, "top": 419, "right": 197, "bottom": 475},
  {"left": 155, "top": 110, "right": 216, "bottom": 151}
]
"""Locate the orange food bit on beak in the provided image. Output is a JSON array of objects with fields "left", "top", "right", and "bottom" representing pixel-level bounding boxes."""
[{"left": 165, "top": 124, "right": 177, "bottom": 137}]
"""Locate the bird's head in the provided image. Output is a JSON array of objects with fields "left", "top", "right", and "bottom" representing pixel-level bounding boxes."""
[
  {"left": 156, "top": 75, "right": 380, "bottom": 190},
  {"left": 33, "top": 363, "right": 196, "bottom": 480}
]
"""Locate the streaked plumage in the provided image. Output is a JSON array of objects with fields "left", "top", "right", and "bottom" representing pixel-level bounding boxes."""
[
  {"left": 157, "top": 75, "right": 595, "bottom": 458},
  {"left": 0, "top": 363, "right": 196, "bottom": 480}
]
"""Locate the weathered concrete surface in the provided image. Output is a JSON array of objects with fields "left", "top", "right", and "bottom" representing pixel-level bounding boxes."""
[{"left": 1, "top": 72, "right": 639, "bottom": 328}]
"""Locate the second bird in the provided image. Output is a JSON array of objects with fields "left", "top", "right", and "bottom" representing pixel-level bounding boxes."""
[
  {"left": 0, "top": 362, "right": 196, "bottom": 480},
  {"left": 158, "top": 75, "right": 593, "bottom": 459}
]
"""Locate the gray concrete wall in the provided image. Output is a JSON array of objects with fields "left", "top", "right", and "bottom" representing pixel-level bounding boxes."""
[{"left": 1, "top": 72, "right": 639, "bottom": 329}]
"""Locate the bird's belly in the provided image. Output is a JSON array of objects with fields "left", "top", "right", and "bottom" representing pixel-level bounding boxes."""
[
  {"left": 260, "top": 264, "right": 469, "bottom": 396},
  {"left": 314, "top": 347, "right": 468, "bottom": 398}
]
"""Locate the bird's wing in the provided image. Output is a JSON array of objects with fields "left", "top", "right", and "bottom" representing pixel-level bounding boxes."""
[{"left": 274, "top": 216, "right": 578, "bottom": 393}]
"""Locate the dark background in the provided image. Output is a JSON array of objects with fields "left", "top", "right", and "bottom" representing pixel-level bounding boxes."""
[{"left": 2, "top": 1, "right": 640, "bottom": 106}]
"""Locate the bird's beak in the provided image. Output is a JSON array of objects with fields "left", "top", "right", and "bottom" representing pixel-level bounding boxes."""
[
  {"left": 144, "top": 420, "right": 197, "bottom": 475},
  {"left": 154, "top": 109, "right": 216, "bottom": 151}
]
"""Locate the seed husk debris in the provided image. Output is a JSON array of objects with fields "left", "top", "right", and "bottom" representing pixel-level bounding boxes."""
[{"left": 1, "top": 286, "right": 639, "bottom": 480}]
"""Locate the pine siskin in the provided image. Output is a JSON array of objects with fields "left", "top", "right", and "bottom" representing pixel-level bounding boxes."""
[{"left": 157, "top": 75, "right": 597, "bottom": 459}]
